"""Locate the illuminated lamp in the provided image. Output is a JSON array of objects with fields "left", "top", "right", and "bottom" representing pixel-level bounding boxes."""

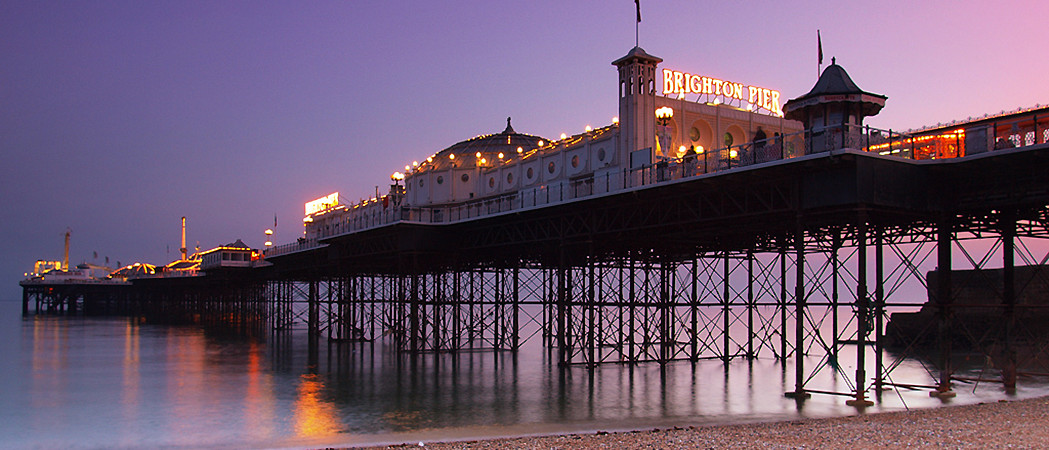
[
  {"left": 498, "top": 152, "right": 504, "bottom": 159},
  {"left": 412, "top": 161, "right": 419, "bottom": 167},
  {"left": 585, "top": 125, "right": 592, "bottom": 132},
  {"left": 560, "top": 133, "right": 567, "bottom": 139},
  {"left": 427, "top": 156, "right": 433, "bottom": 162},
  {"left": 480, "top": 158, "right": 487, "bottom": 164},
  {"left": 729, "top": 149, "right": 738, "bottom": 158},
  {"left": 538, "top": 140, "right": 544, "bottom": 147},
  {"left": 676, "top": 146, "right": 687, "bottom": 158},
  {"left": 655, "top": 106, "right": 674, "bottom": 126},
  {"left": 612, "top": 116, "right": 619, "bottom": 124},
  {"left": 405, "top": 165, "right": 410, "bottom": 171},
  {"left": 449, "top": 153, "right": 455, "bottom": 160},
  {"left": 476, "top": 152, "right": 482, "bottom": 158},
  {"left": 265, "top": 229, "right": 273, "bottom": 236},
  {"left": 517, "top": 147, "right": 523, "bottom": 154},
  {"left": 695, "top": 145, "right": 704, "bottom": 154}
]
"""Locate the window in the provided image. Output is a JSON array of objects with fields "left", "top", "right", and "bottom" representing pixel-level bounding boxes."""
[
  {"left": 527, "top": 167, "right": 534, "bottom": 179},
  {"left": 436, "top": 175, "right": 444, "bottom": 184},
  {"left": 597, "top": 148, "right": 606, "bottom": 162},
  {"left": 571, "top": 155, "right": 579, "bottom": 168},
  {"left": 690, "top": 127, "right": 701, "bottom": 142},
  {"left": 419, "top": 178, "right": 424, "bottom": 187},
  {"left": 488, "top": 177, "right": 495, "bottom": 188},
  {"left": 507, "top": 173, "right": 513, "bottom": 184},
  {"left": 461, "top": 173, "right": 470, "bottom": 182},
  {"left": 724, "top": 132, "right": 734, "bottom": 147},
  {"left": 548, "top": 162, "right": 556, "bottom": 174}
]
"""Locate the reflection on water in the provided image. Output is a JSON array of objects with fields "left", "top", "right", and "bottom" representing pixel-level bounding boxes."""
[
  {"left": 1, "top": 300, "right": 1047, "bottom": 449},
  {"left": 294, "top": 373, "right": 342, "bottom": 438}
]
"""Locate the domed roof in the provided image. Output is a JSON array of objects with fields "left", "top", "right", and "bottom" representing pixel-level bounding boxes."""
[
  {"left": 612, "top": 46, "right": 663, "bottom": 67},
  {"left": 418, "top": 118, "right": 552, "bottom": 172}
]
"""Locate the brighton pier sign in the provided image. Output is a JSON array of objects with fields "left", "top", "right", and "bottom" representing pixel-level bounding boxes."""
[{"left": 662, "top": 68, "right": 781, "bottom": 115}]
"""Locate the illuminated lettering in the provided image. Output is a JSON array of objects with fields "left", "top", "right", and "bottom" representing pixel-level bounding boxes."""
[
  {"left": 688, "top": 75, "right": 701, "bottom": 94},
  {"left": 711, "top": 79, "right": 723, "bottom": 96},
  {"left": 661, "top": 67, "right": 782, "bottom": 114},
  {"left": 305, "top": 192, "right": 340, "bottom": 215},
  {"left": 730, "top": 83, "right": 743, "bottom": 100}
]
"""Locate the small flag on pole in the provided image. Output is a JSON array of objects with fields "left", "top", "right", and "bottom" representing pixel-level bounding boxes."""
[
  {"left": 817, "top": 30, "right": 823, "bottom": 65},
  {"left": 274, "top": 214, "right": 277, "bottom": 228},
  {"left": 635, "top": 0, "right": 641, "bottom": 23}
]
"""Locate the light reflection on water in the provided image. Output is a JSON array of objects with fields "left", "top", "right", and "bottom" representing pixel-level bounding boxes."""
[{"left": 1, "top": 300, "right": 1046, "bottom": 449}]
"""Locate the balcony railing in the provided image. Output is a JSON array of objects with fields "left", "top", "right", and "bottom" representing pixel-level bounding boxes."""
[{"left": 264, "top": 121, "right": 1048, "bottom": 258}]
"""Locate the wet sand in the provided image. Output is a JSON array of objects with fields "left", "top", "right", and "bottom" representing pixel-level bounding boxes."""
[{"left": 362, "top": 395, "right": 1049, "bottom": 449}]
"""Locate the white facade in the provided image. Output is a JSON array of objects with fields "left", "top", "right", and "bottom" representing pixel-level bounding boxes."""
[{"left": 292, "top": 47, "right": 803, "bottom": 245}]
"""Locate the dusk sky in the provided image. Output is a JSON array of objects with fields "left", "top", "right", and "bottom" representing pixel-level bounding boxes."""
[{"left": 2, "top": 1, "right": 1047, "bottom": 299}]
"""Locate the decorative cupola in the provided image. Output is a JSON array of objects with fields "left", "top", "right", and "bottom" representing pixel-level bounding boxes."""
[{"left": 783, "top": 58, "right": 887, "bottom": 153}]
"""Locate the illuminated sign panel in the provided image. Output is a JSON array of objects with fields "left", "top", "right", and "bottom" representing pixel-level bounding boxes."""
[
  {"left": 305, "top": 192, "right": 339, "bottom": 215},
  {"left": 662, "top": 68, "right": 781, "bottom": 114}
]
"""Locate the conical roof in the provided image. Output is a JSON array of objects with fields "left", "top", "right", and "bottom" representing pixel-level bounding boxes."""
[{"left": 784, "top": 59, "right": 886, "bottom": 119}]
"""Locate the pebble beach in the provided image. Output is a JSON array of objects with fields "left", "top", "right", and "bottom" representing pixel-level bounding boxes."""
[{"left": 365, "top": 395, "right": 1049, "bottom": 449}]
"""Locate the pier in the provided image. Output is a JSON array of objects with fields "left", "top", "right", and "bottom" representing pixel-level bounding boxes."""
[{"left": 20, "top": 47, "right": 1049, "bottom": 407}]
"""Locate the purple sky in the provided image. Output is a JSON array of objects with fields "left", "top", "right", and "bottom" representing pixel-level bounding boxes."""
[{"left": 3, "top": 1, "right": 1047, "bottom": 299}]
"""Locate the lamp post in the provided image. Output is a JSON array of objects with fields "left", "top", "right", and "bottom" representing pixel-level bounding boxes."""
[
  {"left": 655, "top": 106, "right": 674, "bottom": 159},
  {"left": 264, "top": 228, "right": 273, "bottom": 249}
]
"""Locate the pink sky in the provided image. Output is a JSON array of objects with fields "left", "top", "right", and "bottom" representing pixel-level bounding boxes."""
[{"left": 2, "top": 1, "right": 1047, "bottom": 297}]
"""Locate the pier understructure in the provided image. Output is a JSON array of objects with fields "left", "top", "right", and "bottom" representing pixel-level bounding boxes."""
[
  {"left": 257, "top": 142, "right": 1049, "bottom": 405},
  {"left": 22, "top": 142, "right": 1049, "bottom": 406}
]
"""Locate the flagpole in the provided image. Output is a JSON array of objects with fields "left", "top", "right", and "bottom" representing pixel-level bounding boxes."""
[
  {"left": 635, "top": 0, "right": 640, "bottom": 47},
  {"left": 817, "top": 29, "right": 823, "bottom": 80}
]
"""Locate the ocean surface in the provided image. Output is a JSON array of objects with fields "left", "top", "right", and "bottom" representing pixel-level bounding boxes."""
[{"left": 1, "top": 298, "right": 1044, "bottom": 449}]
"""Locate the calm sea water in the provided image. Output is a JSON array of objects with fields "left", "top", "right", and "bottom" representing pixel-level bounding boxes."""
[{"left": 1, "top": 299, "right": 1044, "bottom": 449}]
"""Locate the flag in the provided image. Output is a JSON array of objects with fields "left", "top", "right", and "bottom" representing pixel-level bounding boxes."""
[
  {"left": 274, "top": 214, "right": 277, "bottom": 228},
  {"left": 635, "top": 0, "right": 641, "bottom": 23},
  {"left": 818, "top": 30, "right": 823, "bottom": 65}
]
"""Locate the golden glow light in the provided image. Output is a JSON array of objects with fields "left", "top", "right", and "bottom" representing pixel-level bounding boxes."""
[
  {"left": 304, "top": 192, "right": 339, "bottom": 216},
  {"left": 412, "top": 161, "right": 419, "bottom": 167},
  {"left": 560, "top": 133, "right": 567, "bottom": 139},
  {"left": 265, "top": 229, "right": 273, "bottom": 236},
  {"left": 729, "top": 149, "right": 738, "bottom": 158},
  {"left": 449, "top": 153, "right": 456, "bottom": 160},
  {"left": 695, "top": 145, "right": 704, "bottom": 154},
  {"left": 516, "top": 146, "right": 523, "bottom": 154},
  {"left": 498, "top": 152, "right": 504, "bottom": 159},
  {"left": 655, "top": 106, "right": 674, "bottom": 121},
  {"left": 676, "top": 145, "right": 687, "bottom": 158},
  {"left": 662, "top": 68, "right": 781, "bottom": 113},
  {"left": 585, "top": 125, "right": 593, "bottom": 132},
  {"left": 475, "top": 152, "right": 482, "bottom": 158},
  {"left": 538, "top": 140, "right": 544, "bottom": 147},
  {"left": 612, "top": 116, "right": 619, "bottom": 124}
]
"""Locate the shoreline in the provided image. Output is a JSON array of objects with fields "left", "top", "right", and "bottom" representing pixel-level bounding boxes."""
[{"left": 355, "top": 394, "right": 1049, "bottom": 448}]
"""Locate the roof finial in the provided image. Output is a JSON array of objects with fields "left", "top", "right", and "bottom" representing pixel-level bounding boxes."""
[
  {"left": 831, "top": 57, "right": 836, "bottom": 65},
  {"left": 503, "top": 116, "right": 515, "bottom": 134}
]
